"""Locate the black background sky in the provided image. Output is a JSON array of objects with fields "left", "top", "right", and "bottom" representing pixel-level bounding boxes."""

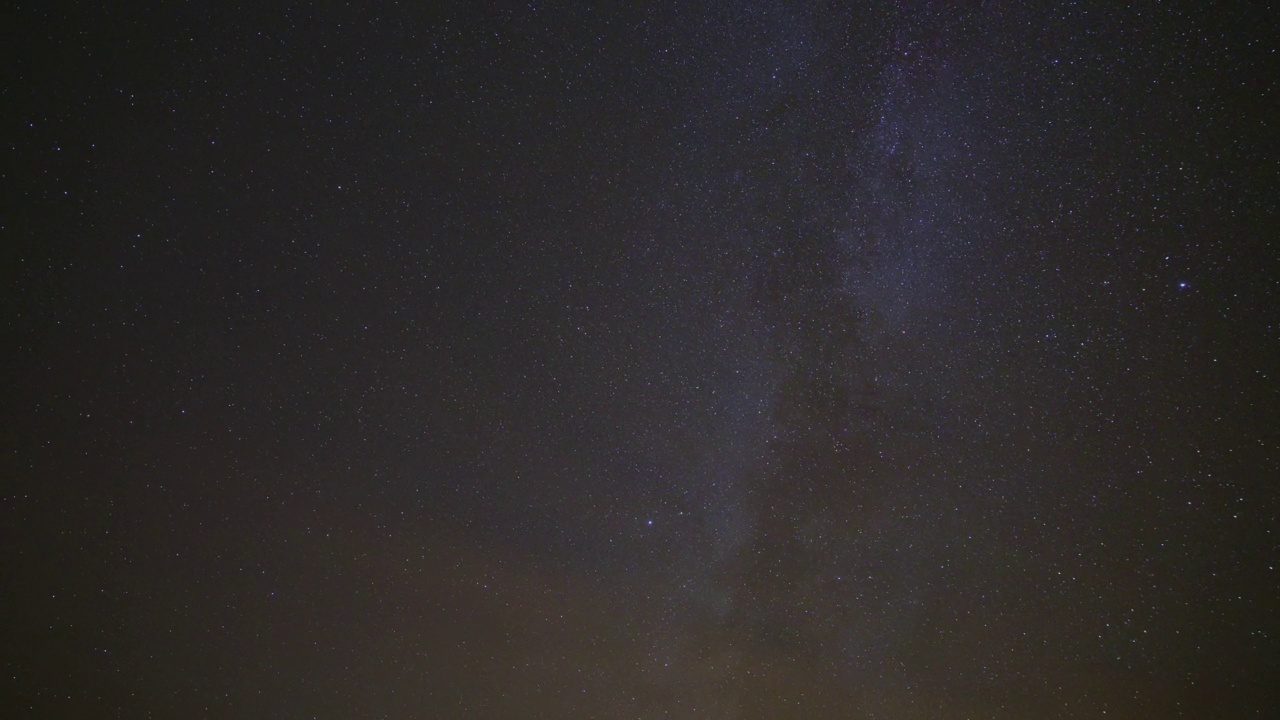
[{"left": 5, "top": 1, "right": 1278, "bottom": 718}]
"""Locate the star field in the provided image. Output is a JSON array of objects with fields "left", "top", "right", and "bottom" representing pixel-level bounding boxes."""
[{"left": 6, "top": 1, "right": 1278, "bottom": 718}]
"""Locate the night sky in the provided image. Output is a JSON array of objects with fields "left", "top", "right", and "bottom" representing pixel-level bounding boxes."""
[{"left": 6, "top": 1, "right": 1278, "bottom": 718}]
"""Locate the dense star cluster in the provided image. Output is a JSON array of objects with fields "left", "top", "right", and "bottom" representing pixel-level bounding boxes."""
[{"left": 6, "top": 2, "right": 1277, "bottom": 718}]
